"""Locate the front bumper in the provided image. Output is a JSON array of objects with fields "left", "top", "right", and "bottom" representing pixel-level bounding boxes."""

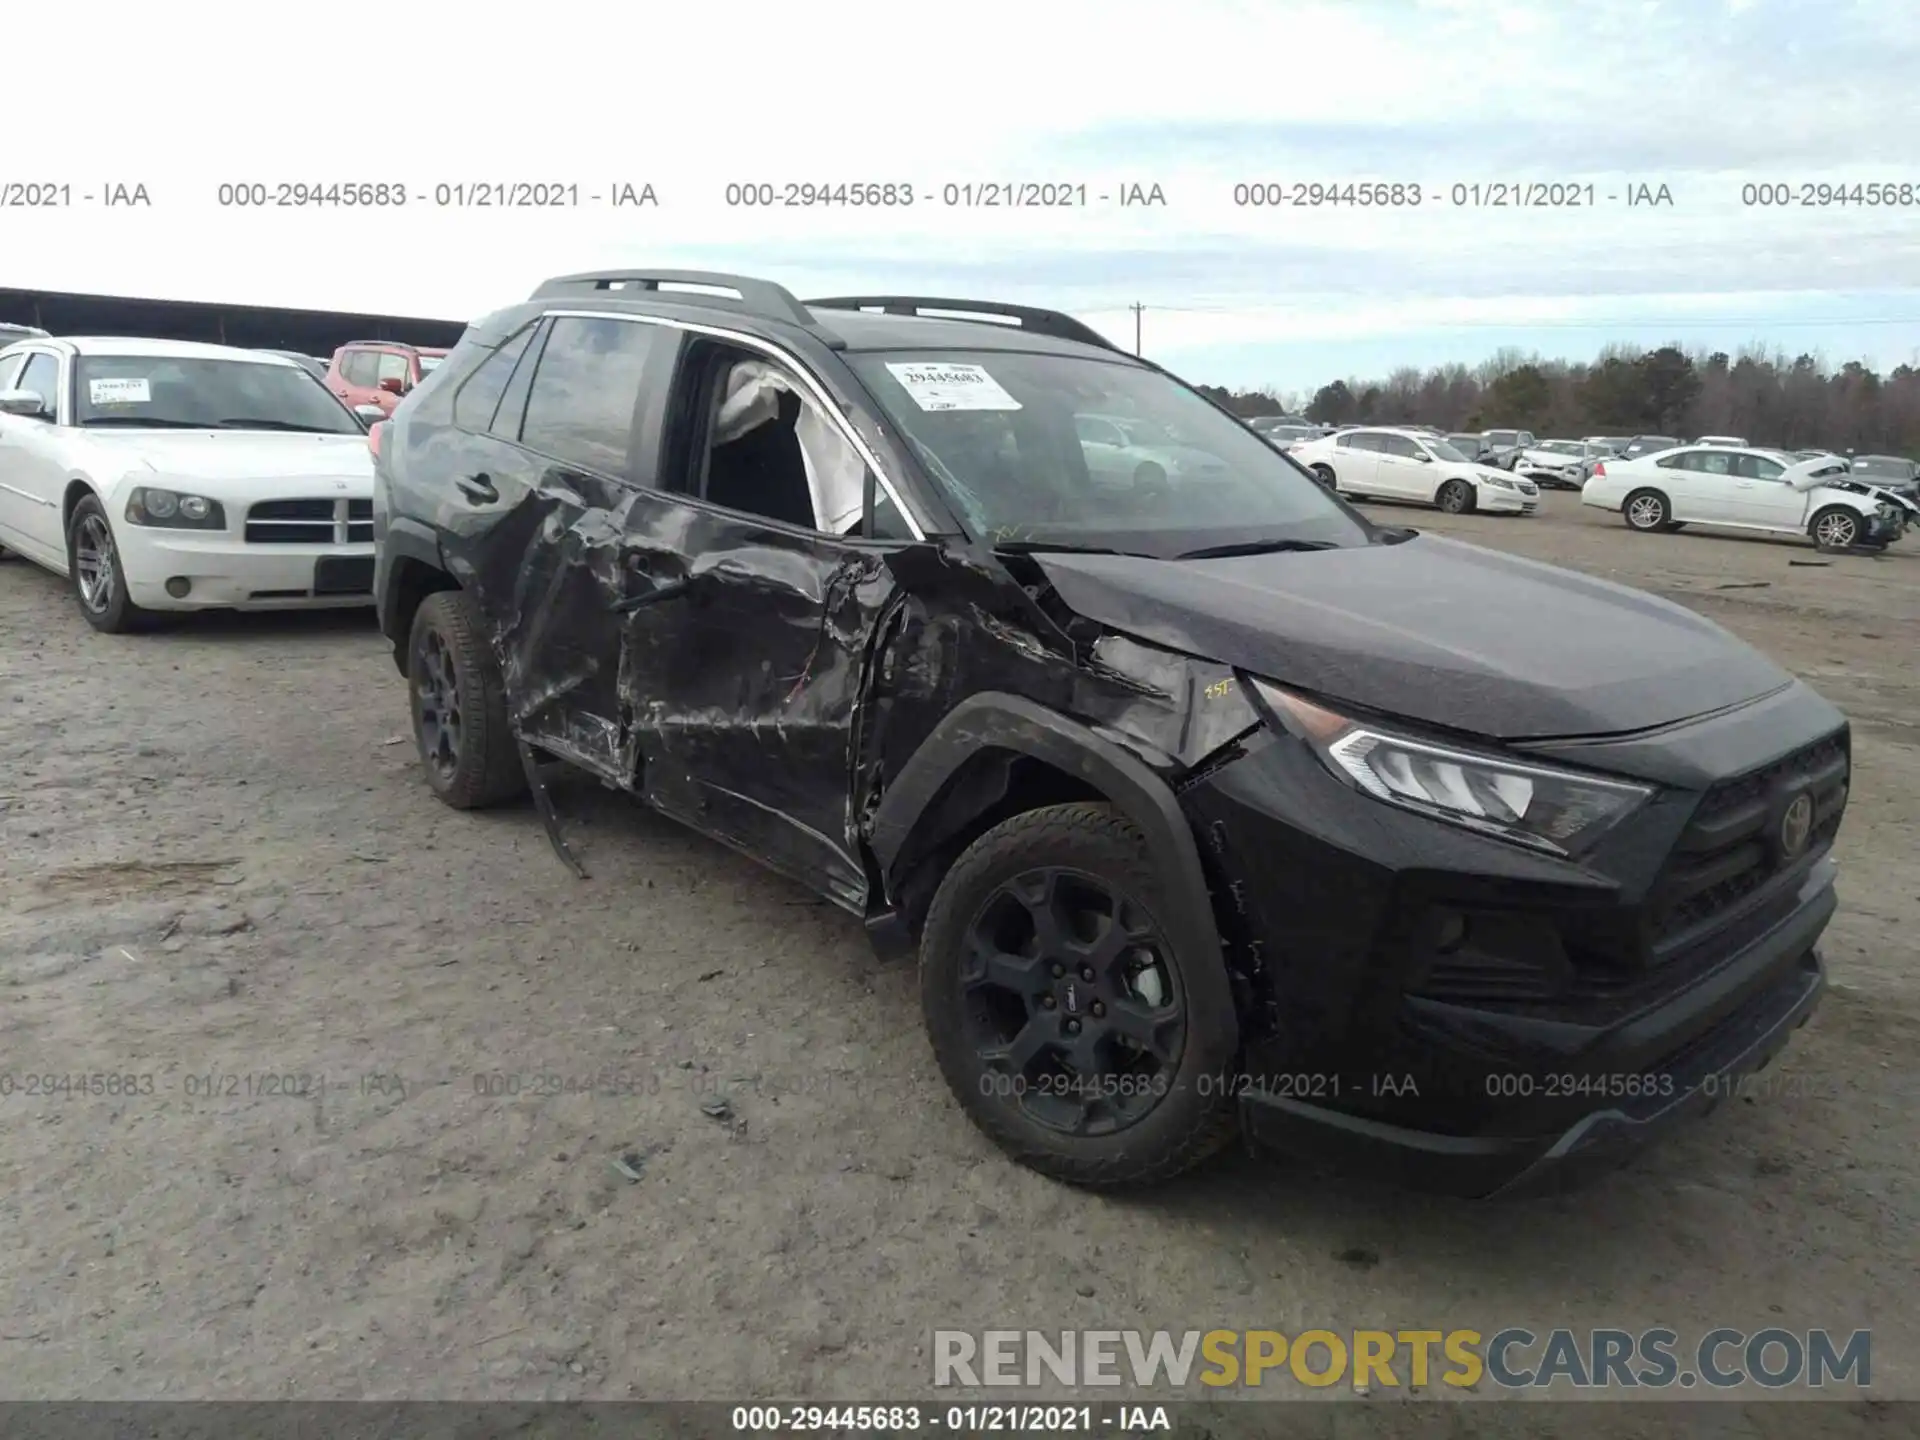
[
  {"left": 1182, "top": 693, "right": 1845, "bottom": 1199},
  {"left": 1476, "top": 486, "right": 1535, "bottom": 513},
  {"left": 119, "top": 529, "right": 376, "bottom": 610},
  {"left": 1237, "top": 882, "right": 1829, "bottom": 1198}
]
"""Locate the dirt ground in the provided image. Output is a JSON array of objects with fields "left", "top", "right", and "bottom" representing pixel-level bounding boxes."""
[{"left": 1, "top": 492, "right": 1916, "bottom": 1414}]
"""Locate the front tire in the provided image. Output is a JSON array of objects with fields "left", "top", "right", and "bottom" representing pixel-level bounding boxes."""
[
  {"left": 1809, "top": 506, "right": 1861, "bottom": 551},
  {"left": 1623, "top": 489, "right": 1671, "bottom": 532},
  {"left": 919, "top": 802, "right": 1239, "bottom": 1188},
  {"left": 66, "top": 493, "right": 149, "bottom": 634},
  {"left": 1436, "top": 479, "right": 1475, "bottom": 514},
  {"left": 407, "top": 589, "right": 527, "bottom": 809}
]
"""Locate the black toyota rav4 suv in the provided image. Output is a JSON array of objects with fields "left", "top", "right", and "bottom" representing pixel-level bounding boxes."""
[{"left": 372, "top": 270, "right": 1847, "bottom": 1197}]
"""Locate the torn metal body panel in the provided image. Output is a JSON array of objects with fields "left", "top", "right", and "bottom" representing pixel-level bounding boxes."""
[{"left": 375, "top": 270, "right": 1853, "bottom": 1198}]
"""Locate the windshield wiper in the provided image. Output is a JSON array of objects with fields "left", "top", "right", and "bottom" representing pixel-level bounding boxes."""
[
  {"left": 1174, "top": 539, "right": 1339, "bottom": 560},
  {"left": 992, "top": 540, "right": 1148, "bottom": 558},
  {"left": 80, "top": 417, "right": 210, "bottom": 428},
  {"left": 214, "top": 418, "right": 343, "bottom": 432}
]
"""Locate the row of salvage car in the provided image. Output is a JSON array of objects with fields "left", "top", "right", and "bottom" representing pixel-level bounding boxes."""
[{"left": 1271, "top": 423, "right": 1917, "bottom": 551}]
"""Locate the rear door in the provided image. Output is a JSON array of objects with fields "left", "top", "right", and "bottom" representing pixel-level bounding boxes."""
[
  {"left": 1659, "top": 448, "right": 1740, "bottom": 522},
  {"left": 334, "top": 348, "right": 376, "bottom": 408},
  {"left": 1330, "top": 430, "right": 1381, "bottom": 491},
  {"left": 433, "top": 312, "right": 678, "bottom": 781}
]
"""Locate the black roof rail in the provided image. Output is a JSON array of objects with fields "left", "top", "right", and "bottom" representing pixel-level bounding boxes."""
[
  {"left": 531, "top": 269, "right": 820, "bottom": 330},
  {"left": 804, "top": 296, "right": 1125, "bottom": 354}
]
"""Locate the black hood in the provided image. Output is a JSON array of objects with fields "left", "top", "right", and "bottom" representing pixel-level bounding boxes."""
[{"left": 1035, "top": 534, "right": 1791, "bottom": 740}]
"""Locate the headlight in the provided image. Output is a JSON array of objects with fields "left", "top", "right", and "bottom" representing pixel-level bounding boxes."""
[
  {"left": 1482, "top": 475, "right": 1516, "bottom": 490},
  {"left": 125, "top": 486, "right": 225, "bottom": 529},
  {"left": 1247, "top": 680, "right": 1653, "bottom": 856}
]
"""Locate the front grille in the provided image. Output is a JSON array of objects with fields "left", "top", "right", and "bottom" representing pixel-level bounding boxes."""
[
  {"left": 246, "top": 497, "right": 372, "bottom": 545},
  {"left": 1407, "top": 731, "right": 1847, "bottom": 1017},
  {"left": 1647, "top": 732, "right": 1848, "bottom": 952}
]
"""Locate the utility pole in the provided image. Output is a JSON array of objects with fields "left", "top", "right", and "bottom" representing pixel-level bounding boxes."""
[{"left": 1130, "top": 303, "right": 1144, "bottom": 356}]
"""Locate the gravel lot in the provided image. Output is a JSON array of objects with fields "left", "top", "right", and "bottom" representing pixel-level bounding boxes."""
[{"left": 1, "top": 492, "right": 1916, "bottom": 1412}]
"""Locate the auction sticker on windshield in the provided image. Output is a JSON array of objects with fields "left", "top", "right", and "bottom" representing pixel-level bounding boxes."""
[
  {"left": 886, "top": 361, "right": 1022, "bottom": 412},
  {"left": 89, "top": 377, "right": 151, "bottom": 405}
]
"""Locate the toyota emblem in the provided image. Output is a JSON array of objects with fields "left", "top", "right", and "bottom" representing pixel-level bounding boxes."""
[{"left": 1778, "top": 792, "right": 1814, "bottom": 858}]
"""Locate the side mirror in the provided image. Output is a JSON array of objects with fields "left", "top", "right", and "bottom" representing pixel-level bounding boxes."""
[
  {"left": 379, "top": 376, "right": 405, "bottom": 396},
  {"left": 352, "top": 403, "right": 385, "bottom": 429},
  {"left": 1415, "top": 453, "right": 1433, "bottom": 463},
  {"left": 0, "top": 388, "right": 48, "bottom": 418}
]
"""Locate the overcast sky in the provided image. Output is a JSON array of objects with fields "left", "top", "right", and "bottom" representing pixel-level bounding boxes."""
[{"left": 9, "top": 0, "right": 1919, "bottom": 393}]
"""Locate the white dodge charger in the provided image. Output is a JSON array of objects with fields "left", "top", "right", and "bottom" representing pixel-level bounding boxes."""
[{"left": 0, "top": 336, "right": 381, "bottom": 632}]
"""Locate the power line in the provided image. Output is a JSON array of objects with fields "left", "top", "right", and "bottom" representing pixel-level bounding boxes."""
[{"left": 1090, "top": 305, "right": 1920, "bottom": 329}]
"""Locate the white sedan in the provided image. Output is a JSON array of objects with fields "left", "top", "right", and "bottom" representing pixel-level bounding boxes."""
[
  {"left": 1287, "top": 426, "right": 1538, "bottom": 514},
  {"left": 0, "top": 336, "right": 381, "bottom": 632},
  {"left": 1580, "top": 445, "right": 1913, "bottom": 551}
]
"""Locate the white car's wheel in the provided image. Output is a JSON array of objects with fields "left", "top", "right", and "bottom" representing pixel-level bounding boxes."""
[
  {"left": 1623, "top": 489, "right": 1671, "bottom": 532},
  {"left": 1809, "top": 506, "right": 1862, "bottom": 551},
  {"left": 1436, "top": 479, "right": 1475, "bottom": 514},
  {"left": 66, "top": 493, "right": 152, "bottom": 634}
]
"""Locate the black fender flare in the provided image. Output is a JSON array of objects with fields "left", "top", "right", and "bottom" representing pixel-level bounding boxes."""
[
  {"left": 868, "top": 692, "right": 1228, "bottom": 988},
  {"left": 376, "top": 515, "right": 449, "bottom": 646}
]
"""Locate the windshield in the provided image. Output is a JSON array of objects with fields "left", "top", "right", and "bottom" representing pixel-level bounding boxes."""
[
  {"left": 74, "top": 355, "right": 363, "bottom": 433},
  {"left": 1424, "top": 438, "right": 1473, "bottom": 462},
  {"left": 847, "top": 351, "right": 1375, "bottom": 554},
  {"left": 1853, "top": 456, "right": 1916, "bottom": 479}
]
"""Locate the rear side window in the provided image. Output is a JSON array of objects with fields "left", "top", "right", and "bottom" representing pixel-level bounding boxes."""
[
  {"left": 375, "top": 351, "right": 410, "bottom": 386},
  {"left": 342, "top": 351, "right": 378, "bottom": 385},
  {"left": 518, "top": 316, "right": 662, "bottom": 477},
  {"left": 453, "top": 325, "right": 536, "bottom": 433}
]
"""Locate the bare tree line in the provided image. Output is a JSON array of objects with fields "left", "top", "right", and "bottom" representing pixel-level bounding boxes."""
[{"left": 1196, "top": 342, "right": 1920, "bottom": 454}]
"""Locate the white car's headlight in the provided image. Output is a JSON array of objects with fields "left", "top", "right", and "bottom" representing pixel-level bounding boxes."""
[
  {"left": 1481, "top": 474, "right": 1516, "bottom": 490},
  {"left": 125, "top": 486, "right": 226, "bottom": 530},
  {"left": 1249, "top": 680, "right": 1653, "bottom": 856}
]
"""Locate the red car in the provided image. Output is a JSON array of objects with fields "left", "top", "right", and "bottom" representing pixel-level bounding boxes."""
[{"left": 326, "top": 341, "right": 449, "bottom": 417}]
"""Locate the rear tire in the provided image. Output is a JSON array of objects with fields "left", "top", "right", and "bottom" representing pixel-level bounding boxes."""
[
  {"left": 1623, "top": 489, "right": 1670, "bottom": 532},
  {"left": 407, "top": 589, "right": 527, "bottom": 809},
  {"left": 1310, "top": 464, "right": 1336, "bottom": 488},
  {"left": 919, "top": 802, "right": 1240, "bottom": 1188}
]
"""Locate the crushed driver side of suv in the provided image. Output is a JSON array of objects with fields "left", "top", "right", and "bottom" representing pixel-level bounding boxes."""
[{"left": 369, "top": 270, "right": 1849, "bottom": 1197}]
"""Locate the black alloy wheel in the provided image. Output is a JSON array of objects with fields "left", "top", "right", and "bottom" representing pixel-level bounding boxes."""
[
  {"left": 406, "top": 589, "right": 527, "bottom": 809},
  {"left": 960, "top": 864, "right": 1186, "bottom": 1138},
  {"left": 919, "top": 803, "right": 1239, "bottom": 1187}
]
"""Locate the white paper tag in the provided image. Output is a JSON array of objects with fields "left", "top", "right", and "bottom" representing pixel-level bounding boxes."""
[
  {"left": 885, "top": 361, "right": 1021, "bottom": 412},
  {"left": 89, "top": 377, "right": 151, "bottom": 405}
]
